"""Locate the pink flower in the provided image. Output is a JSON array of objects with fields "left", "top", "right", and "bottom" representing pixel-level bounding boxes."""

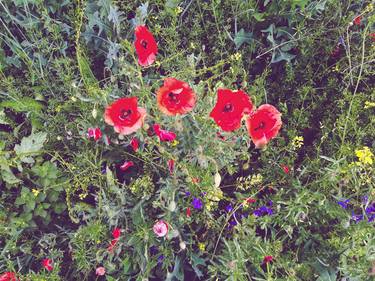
[
  {"left": 120, "top": 161, "right": 134, "bottom": 171},
  {"left": 42, "top": 258, "right": 53, "bottom": 271},
  {"left": 153, "top": 220, "right": 168, "bottom": 237},
  {"left": 153, "top": 124, "right": 176, "bottom": 142},
  {"left": 87, "top": 127, "right": 102, "bottom": 141},
  {"left": 263, "top": 256, "right": 273, "bottom": 264},
  {"left": 96, "top": 267, "right": 106, "bottom": 276},
  {"left": 130, "top": 137, "right": 139, "bottom": 152},
  {"left": 168, "top": 159, "right": 175, "bottom": 174},
  {"left": 112, "top": 228, "right": 121, "bottom": 239},
  {"left": 186, "top": 207, "right": 191, "bottom": 218},
  {"left": 281, "top": 165, "right": 290, "bottom": 174}
]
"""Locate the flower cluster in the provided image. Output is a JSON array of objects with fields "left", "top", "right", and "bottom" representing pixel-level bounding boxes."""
[{"left": 101, "top": 26, "right": 282, "bottom": 150}]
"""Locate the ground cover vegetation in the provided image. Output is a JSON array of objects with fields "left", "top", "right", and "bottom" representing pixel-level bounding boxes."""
[{"left": 0, "top": 0, "right": 374, "bottom": 280}]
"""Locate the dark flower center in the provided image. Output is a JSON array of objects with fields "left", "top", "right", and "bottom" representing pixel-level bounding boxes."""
[
  {"left": 223, "top": 103, "right": 233, "bottom": 112},
  {"left": 140, "top": 40, "right": 148, "bottom": 49},
  {"left": 254, "top": 121, "right": 266, "bottom": 131},
  {"left": 168, "top": 92, "right": 180, "bottom": 104},
  {"left": 119, "top": 109, "right": 133, "bottom": 120}
]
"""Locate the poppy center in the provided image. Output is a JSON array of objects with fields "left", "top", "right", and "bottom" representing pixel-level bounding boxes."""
[
  {"left": 254, "top": 121, "right": 266, "bottom": 131},
  {"left": 119, "top": 109, "right": 133, "bottom": 120},
  {"left": 168, "top": 92, "right": 180, "bottom": 104},
  {"left": 223, "top": 103, "right": 234, "bottom": 112},
  {"left": 140, "top": 39, "right": 148, "bottom": 49}
]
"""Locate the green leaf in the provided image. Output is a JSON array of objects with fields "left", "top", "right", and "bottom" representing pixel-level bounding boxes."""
[
  {"left": 53, "top": 202, "right": 66, "bottom": 214},
  {"left": 234, "top": 28, "right": 253, "bottom": 49},
  {"left": 0, "top": 109, "right": 9, "bottom": 125},
  {"left": 0, "top": 156, "right": 20, "bottom": 185},
  {"left": 14, "top": 132, "right": 47, "bottom": 163},
  {"left": 253, "top": 12, "right": 264, "bottom": 22},
  {"left": 76, "top": 48, "right": 100, "bottom": 96},
  {"left": 0, "top": 97, "right": 43, "bottom": 113}
]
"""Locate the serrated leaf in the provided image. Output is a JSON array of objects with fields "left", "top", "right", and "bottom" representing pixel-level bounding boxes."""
[
  {"left": 234, "top": 28, "right": 253, "bottom": 49},
  {"left": 131, "top": 2, "right": 149, "bottom": 26},
  {"left": 108, "top": 5, "right": 124, "bottom": 32},
  {"left": 14, "top": 132, "right": 47, "bottom": 163},
  {"left": 1, "top": 97, "right": 43, "bottom": 113}
]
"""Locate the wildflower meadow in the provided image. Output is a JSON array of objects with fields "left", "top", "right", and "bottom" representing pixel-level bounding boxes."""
[{"left": 0, "top": 0, "right": 374, "bottom": 280}]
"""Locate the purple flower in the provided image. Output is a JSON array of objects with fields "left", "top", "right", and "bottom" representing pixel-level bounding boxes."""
[
  {"left": 365, "top": 203, "right": 375, "bottom": 222},
  {"left": 254, "top": 206, "right": 273, "bottom": 217},
  {"left": 337, "top": 199, "right": 350, "bottom": 209},
  {"left": 351, "top": 212, "right": 363, "bottom": 223},
  {"left": 192, "top": 197, "right": 203, "bottom": 209},
  {"left": 225, "top": 204, "right": 233, "bottom": 212},
  {"left": 149, "top": 245, "right": 158, "bottom": 256},
  {"left": 365, "top": 203, "right": 375, "bottom": 215},
  {"left": 185, "top": 191, "right": 191, "bottom": 197},
  {"left": 157, "top": 255, "right": 164, "bottom": 265},
  {"left": 362, "top": 195, "right": 369, "bottom": 204}
]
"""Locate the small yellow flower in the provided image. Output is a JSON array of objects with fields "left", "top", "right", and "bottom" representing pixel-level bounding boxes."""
[
  {"left": 198, "top": 242, "right": 205, "bottom": 251},
  {"left": 171, "top": 140, "right": 179, "bottom": 146},
  {"left": 364, "top": 101, "right": 375, "bottom": 109},
  {"left": 292, "top": 136, "right": 304, "bottom": 149},
  {"left": 176, "top": 6, "right": 183, "bottom": 14},
  {"left": 71, "top": 96, "right": 77, "bottom": 102},
  {"left": 78, "top": 193, "right": 87, "bottom": 200},
  {"left": 355, "top": 146, "right": 374, "bottom": 165},
  {"left": 190, "top": 42, "right": 196, "bottom": 49},
  {"left": 32, "top": 189, "right": 40, "bottom": 197}
]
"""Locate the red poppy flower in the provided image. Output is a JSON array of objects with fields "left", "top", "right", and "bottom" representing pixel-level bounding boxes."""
[
  {"left": 246, "top": 104, "right": 282, "bottom": 149},
  {"left": 168, "top": 159, "right": 175, "bottom": 174},
  {"left": 263, "top": 256, "right": 273, "bottom": 264},
  {"left": 87, "top": 127, "right": 102, "bottom": 141},
  {"left": 0, "top": 272, "right": 17, "bottom": 281},
  {"left": 370, "top": 33, "right": 375, "bottom": 42},
  {"left": 153, "top": 124, "right": 176, "bottom": 142},
  {"left": 156, "top": 78, "right": 196, "bottom": 116},
  {"left": 186, "top": 207, "right": 191, "bottom": 217},
  {"left": 120, "top": 161, "right": 134, "bottom": 171},
  {"left": 281, "top": 164, "right": 290, "bottom": 174},
  {"left": 130, "top": 137, "right": 139, "bottom": 152},
  {"left": 42, "top": 258, "right": 53, "bottom": 271},
  {"left": 210, "top": 89, "right": 253, "bottom": 132},
  {"left": 353, "top": 16, "right": 361, "bottom": 26},
  {"left": 104, "top": 97, "right": 146, "bottom": 135},
  {"left": 112, "top": 228, "right": 121, "bottom": 239},
  {"left": 134, "top": 25, "right": 158, "bottom": 67}
]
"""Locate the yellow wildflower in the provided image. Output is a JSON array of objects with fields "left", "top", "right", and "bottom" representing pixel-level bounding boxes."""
[
  {"left": 292, "top": 136, "right": 304, "bottom": 149},
  {"left": 32, "top": 189, "right": 40, "bottom": 197},
  {"left": 198, "top": 242, "right": 205, "bottom": 251},
  {"left": 355, "top": 146, "right": 374, "bottom": 165},
  {"left": 364, "top": 101, "right": 375, "bottom": 109}
]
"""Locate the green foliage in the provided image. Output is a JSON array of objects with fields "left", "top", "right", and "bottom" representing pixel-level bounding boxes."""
[{"left": 0, "top": 0, "right": 374, "bottom": 280}]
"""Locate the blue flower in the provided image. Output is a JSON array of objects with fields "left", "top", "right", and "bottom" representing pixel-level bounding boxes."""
[
  {"left": 185, "top": 191, "right": 191, "bottom": 197},
  {"left": 192, "top": 197, "right": 203, "bottom": 209},
  {"left": 337, "top": 199, "right": 350, "bottom": 209}
]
